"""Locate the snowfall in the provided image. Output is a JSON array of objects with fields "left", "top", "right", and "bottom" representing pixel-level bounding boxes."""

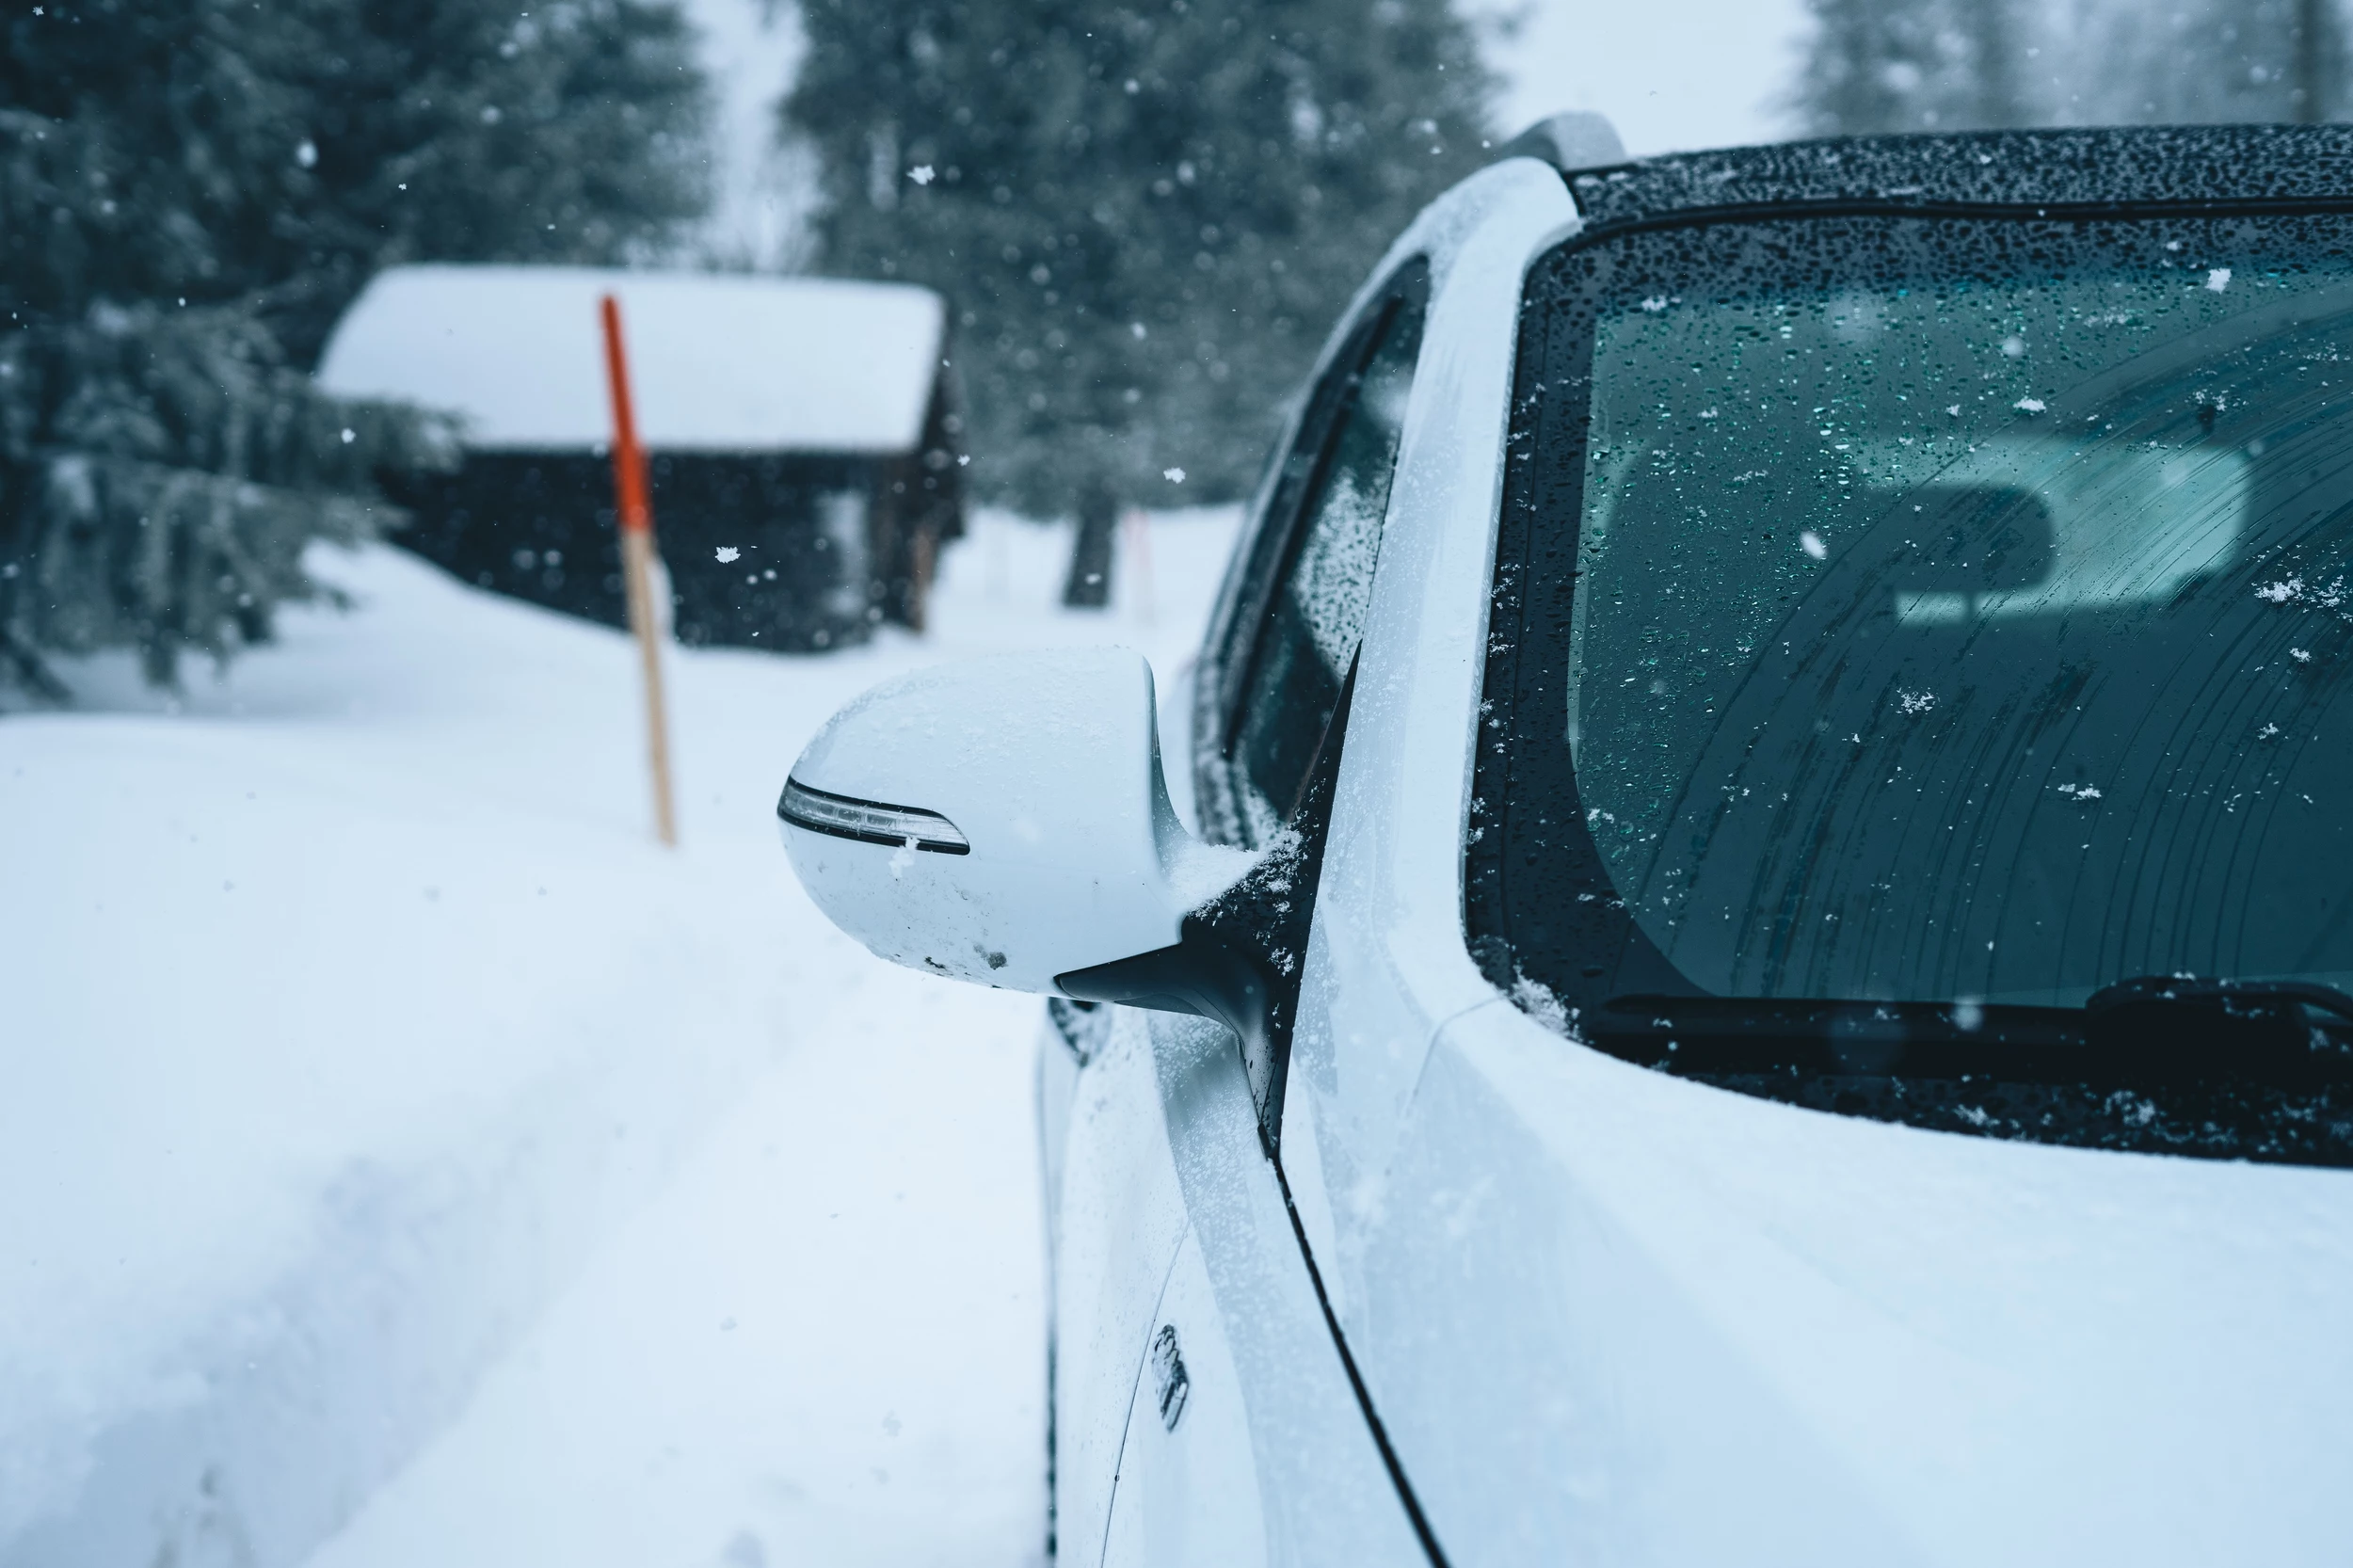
[{"left": 0, "top": 508, "right": 1239, "bottom": 1568}]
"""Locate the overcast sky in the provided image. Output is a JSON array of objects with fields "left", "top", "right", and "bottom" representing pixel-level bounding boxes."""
[
  {"left": 1481, "top": 0, "right": 1815, "bottom": 154},
  {"left": 683, "top": 0, "right": 1820, "bottom": 264}
]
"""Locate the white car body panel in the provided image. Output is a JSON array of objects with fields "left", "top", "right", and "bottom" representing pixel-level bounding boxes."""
[
  {"left": 1279, "top": 155, "right": 1580, "bottom": 1336},
  {"left": 1048, "top": 163, "right": 1573, "bottom": 1568},
  {"left": 1098, "top": 1224, "right": 1265, "bottom": 1568},
  {"left": 1052, "top": 1007, "right": 1428, "bottom": 1567},
  {"left": 1049, "top": 1009, "right": 1193, "bottom": 1563},
  {"left": 1365, "top": 999, "right": 2353, "bottom": 1564}
]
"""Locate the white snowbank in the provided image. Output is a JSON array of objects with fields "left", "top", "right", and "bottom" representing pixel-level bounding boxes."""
[
  {"left": 315, "top": 266, "right": 946, "bottom": 454},
  {"left": 0, "top": 508, "right": 1240, "bottom": 1567}
]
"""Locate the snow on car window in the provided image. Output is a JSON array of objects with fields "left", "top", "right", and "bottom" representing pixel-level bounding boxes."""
[
  {"left": 1537, "top": 215, "right": 2353, "bottom": 1006},
  {"left": 1288, "top": 465, "right": 1385, "bottom": 675},
  {"left": 1231, "top": 290, "right": 1424, "bottom": 842}
]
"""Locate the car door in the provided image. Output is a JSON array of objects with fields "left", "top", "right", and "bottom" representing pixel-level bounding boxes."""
[
  {"left": 1064, "top": 263, "right": 1436, "bottom": 1568},
  {"left": 1264, "top": 159, "right": 1586, "bottom": 1563},
  {"left": 1180, "top": 260, "right": 1431, "bottom": 1150}
]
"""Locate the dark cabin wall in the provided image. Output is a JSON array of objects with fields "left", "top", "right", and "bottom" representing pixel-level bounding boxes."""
[
  {"left": 382, "top": 451, "right": 888, "bottom": 651},
  {"left": 867, "top": 372, "right": 968, "bottom": 632}
]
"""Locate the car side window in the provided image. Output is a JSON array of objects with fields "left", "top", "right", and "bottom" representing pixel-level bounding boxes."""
[{"left": 1226, "top": 280, "right": 1428, "bottom": 844}]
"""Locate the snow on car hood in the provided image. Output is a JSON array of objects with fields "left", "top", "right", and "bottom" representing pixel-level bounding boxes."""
[{"left": 1347, "top": 1000, "right": 2353, "bottom": 1567}]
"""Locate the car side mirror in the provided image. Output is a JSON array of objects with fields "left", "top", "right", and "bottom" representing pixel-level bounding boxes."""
[{"left": 777, "top": 648, "right": 1254, "bottom": 995}]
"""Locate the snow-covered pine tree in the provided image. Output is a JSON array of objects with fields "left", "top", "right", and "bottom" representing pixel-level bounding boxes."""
[
  {"left": 1790, "top": 0, "right": 2025, "bottom": 135},
  {"left": 2068, "top": 0, "right": 2346, "bottom": 126},
  {"left": 248, "top": 0, "right": 715, "bottom": 366},
  {"left": 1794, "top": 0, "right": 2350, "bottom": 134},
  {"left": 786, "top": 0, "right": 1493, "bottom": 606},
  {"left": 0, "top": 0, "right": 710, "bottom": 696}
]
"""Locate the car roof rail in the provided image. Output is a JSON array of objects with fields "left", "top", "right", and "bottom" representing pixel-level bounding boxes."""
[{"left": 1494, "top": 111, "right": 1627, "bottom": 174}]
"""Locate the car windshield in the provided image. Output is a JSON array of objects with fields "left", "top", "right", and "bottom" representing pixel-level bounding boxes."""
[{"left": 1497, "top": 212, "right": 2353, "bottom": 1011}]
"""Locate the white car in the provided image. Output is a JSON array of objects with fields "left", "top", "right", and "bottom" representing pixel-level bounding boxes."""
[{"left": 778, "top": 116, "right": 2353, "bottom": 1565}]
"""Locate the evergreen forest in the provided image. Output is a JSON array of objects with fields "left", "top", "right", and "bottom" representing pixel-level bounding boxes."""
[
  {"left": 0, "top": 0, "right": 712, "bottom": 694},
  {"left": 1795, "top": 0, "right": 2349, "bottom": 134},
  {"left": 785, "top": 0, "right": 1497, "bottom": 603},
  {"left": 13, "top": 0, "right": 2353, "bottom": 679}
]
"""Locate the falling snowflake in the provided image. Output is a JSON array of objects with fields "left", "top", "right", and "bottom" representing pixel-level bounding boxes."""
[
  {"left": 1640, "top": 296, "right": 1669, "bottom": 312},
  {"left": 1163, "top": 467, "right": 1186, "bottom": 483},
  {"left": 2206, "top": 266, "right": 2232, "bottom": 293},
  {"left": 907, "top": 165, "right": 936, "bottom": 185},
  {"left": 2259, "top": 722, "right": 2283, "bottom": 740},
  {"left": 2013, "top": 396, "right": 2046, "bottom": 413},
  {"left": 714, "top": 546, "right": 741, "bottom": 564},
  {"left": 2294, "top": 648, "right": 2313, "bottom": 663},
  {"left": 1800, "top": 530, "right": 1828, "bottom": 560}
]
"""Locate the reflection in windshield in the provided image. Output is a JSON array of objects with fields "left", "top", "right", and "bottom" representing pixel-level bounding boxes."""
[
  {"left": 1558, "top": 217, "right": 2353, "bottom": 1007},
  {"left": 1859, "top": 439, "right": 2247, "bottom": 624}
]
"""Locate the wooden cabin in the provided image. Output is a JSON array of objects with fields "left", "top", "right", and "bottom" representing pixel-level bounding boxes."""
[{"left": 317, "top": 265, "right": 963, "bottom": 650}]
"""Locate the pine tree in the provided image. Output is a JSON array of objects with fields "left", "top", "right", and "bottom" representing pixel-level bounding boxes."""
[
  {"left": 250, "top": 0, "right": 717, "bottom": 364},
  {"left": 2296, "top": 0, "right": 2344, "bottom": 120},
  {"left": 1793, "top": 0, "right": 2353, "bottom": 136},
  {"left": 2068, "top": 0, "right": 2347, "bottom": 126},
  {"left": 1791, "top": 0, "right": 2027, "bottom": 135},
  {"left": 0, "top": 0, "right": 711, "bottom": 696},
  {"left": 786, "top": 0, "right": 1494, "bottom": 605}
]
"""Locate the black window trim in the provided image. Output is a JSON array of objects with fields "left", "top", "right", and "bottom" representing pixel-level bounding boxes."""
[{"left": 1193, "top": 256, "right": 1433, "bottom": 848}]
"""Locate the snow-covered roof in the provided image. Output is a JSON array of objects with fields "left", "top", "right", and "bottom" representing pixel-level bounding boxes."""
[{"left": 316, "top": 265, "right": 946, "bottom": 455}]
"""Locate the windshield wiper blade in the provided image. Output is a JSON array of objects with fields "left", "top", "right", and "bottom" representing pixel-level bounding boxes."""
[
  {"left": 1588, "top": 979, "right": 2353, "bottom": 1085},
  {"left": 1584, "top": 994, "right": 2086, "bottom": 1079},
  {"left": 1581, "top": 986, "right": 2353, "bottom": 1169},
  {"left": 2084, "top": 973, "right": 2353, "bottom": 1025},
  {"left": 2078, "top": 974, "right": 2353, "bottom": 1081}
]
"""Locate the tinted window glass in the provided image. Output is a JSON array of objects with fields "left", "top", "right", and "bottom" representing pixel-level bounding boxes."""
[
  {"left": 1229, "top": 295, "right": 1425, "bottom": 841},
  {"left": 1481, "top": 213, "right": 2353, "bottom": 1011}
]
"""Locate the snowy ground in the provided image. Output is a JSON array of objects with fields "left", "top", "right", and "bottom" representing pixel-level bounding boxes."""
[{"left": 0, "top": 506, "right": 1240, "bottom": 1568}]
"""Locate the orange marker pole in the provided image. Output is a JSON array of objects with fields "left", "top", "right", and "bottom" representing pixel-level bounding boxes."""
[{"left": 600, "top": 294, "right": 678, "bottom": 847}]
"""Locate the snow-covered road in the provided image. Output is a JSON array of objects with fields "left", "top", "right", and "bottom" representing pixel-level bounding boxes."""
[
  {"left": 0, "top": 509, "right": 1238, "bottom": 1567},
  {"left": 308, "top": 917, "right": 1050, "bottom": 1568}
]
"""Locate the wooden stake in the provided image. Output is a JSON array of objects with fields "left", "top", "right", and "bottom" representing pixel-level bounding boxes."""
[{"left": 600, "top": 294, "right": 678, "bottom": 847}]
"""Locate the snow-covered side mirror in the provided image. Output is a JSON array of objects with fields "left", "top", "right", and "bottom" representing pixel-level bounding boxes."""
[{"left": 777, "top": 648, "right": 1253, "bottom": 996}]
